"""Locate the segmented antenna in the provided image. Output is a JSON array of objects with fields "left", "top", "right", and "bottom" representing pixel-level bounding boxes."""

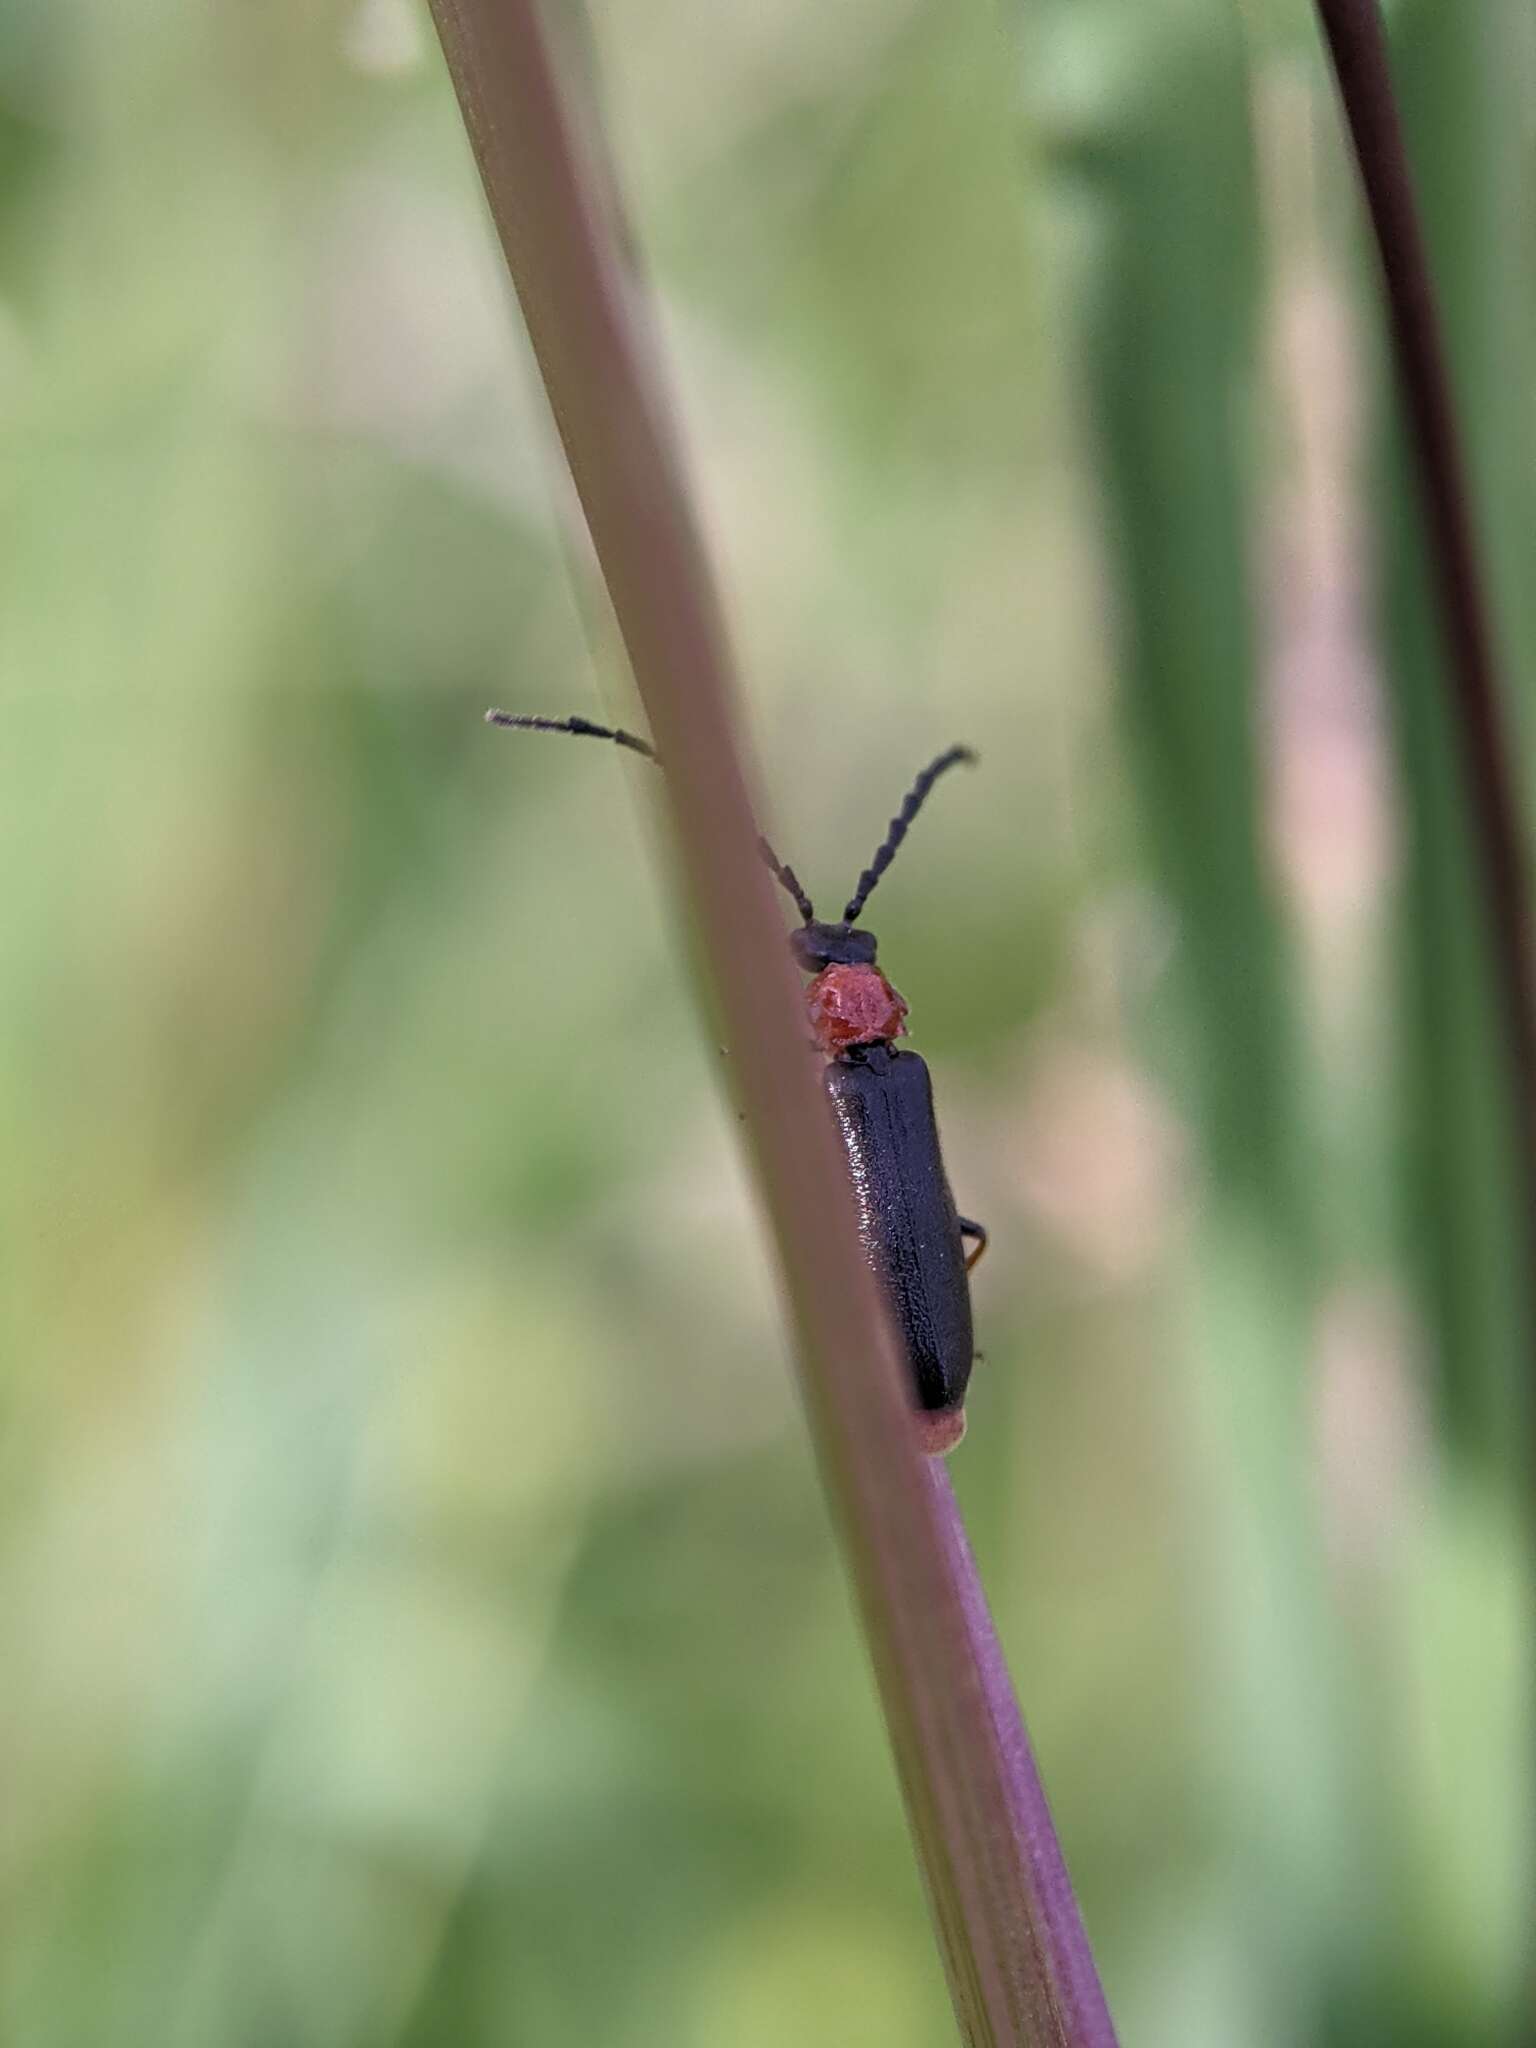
[
  {"left": 486, "top": 710, "right": 657, "bottom": 759},
  {"left": 486, "top": 709, "right": 816, "bottom": 924},
  {"left": 756, "top": 837, "right": 815, "bottom": 925},
  {"left": 843, "top": 746, "right": 975, "bottom": 923}
]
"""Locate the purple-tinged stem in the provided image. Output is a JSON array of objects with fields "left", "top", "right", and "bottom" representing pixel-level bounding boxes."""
[
  {"left": 425, "top": 0, "right": 1120, "bottom": 2038},
  {"left": 929, "top": 1464, "right": 1120, "bottom": 2048}
]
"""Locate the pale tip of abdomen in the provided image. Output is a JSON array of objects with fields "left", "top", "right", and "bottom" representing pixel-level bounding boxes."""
[{"left": 913, "top": 1405, "right": 966, "bottom": 1457}]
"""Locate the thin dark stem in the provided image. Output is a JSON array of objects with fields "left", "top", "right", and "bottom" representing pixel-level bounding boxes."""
[{"left": 1311, "top": 0, "right": 1536, "bottom": 1303}]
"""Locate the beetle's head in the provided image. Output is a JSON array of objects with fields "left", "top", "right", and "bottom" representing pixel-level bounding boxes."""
[{"left": 789, "top": 920, "right": 878, "bottom": 974}]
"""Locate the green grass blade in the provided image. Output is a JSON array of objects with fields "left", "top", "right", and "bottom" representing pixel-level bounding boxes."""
[
  {"left": 1382, "top": 0, "right": 1535, "bottom": 1470},
  {"left": 1026, "top": 0, "right": 1309, "bottom": 1252}
]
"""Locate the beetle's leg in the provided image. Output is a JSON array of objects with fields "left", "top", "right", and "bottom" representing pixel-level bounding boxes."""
[{"left": 959, "top": 1217, "right": 988, "bottom": 1272}]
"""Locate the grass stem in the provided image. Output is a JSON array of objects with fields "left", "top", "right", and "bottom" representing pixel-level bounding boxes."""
[{"left": 425, "top": 0, "right": 1119, "bottom": 2038}]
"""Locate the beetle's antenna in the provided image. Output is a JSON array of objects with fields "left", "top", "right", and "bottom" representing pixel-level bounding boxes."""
[
  {"left": 756, "top": 838, "right": 815, "bottom": 925},
  {"left": 842, "top": 746, "right": 976, "bottom": 923},
  {"left": 486, "top": 709, "right": 658, "bottom": 759},
  {"left": 486, "top": 708, "right": 815, "bottom": 923}
]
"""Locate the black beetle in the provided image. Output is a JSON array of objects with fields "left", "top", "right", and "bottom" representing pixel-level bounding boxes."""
[{"left": 487, "top": 711, "right": 986, "bottom": 1451}]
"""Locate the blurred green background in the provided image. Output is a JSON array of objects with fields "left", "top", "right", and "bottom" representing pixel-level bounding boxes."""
[{"left": 1, "top": 1, "right": 1531, "bottom": 2043}]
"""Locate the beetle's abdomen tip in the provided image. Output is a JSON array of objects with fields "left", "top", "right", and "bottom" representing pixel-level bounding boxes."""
[{"left": 914, "top": 1405, "right": 966, "bottom": 1457}]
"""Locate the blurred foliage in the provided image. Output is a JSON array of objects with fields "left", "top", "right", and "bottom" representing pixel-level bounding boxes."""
[
  {"left": 0, "top": 2, "right": 1530, "bottom": 2045},
  {"left": 1381, "top": 0, "right": 1535, "bottom": 1477}
]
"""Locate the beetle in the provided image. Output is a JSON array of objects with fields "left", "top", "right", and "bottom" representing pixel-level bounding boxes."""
[{"left": 487, "top": 710, "right": 987, "bottom": 1451}]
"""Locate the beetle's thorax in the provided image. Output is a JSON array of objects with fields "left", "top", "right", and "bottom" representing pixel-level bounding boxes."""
[{"left": 805, "top": 961, "right": 908, "bottom": 1057}]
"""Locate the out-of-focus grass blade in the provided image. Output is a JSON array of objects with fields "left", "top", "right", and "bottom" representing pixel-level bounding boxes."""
[
  {"left": 1019, "top": 2, "right": 1373, "bottom": 2015},
  {"left": 1373, "top": 0, "right": 1535, "bottom": 1472},
  {"left": 1024, "top": 0, "right": 1309, "bottom": 1260}
]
